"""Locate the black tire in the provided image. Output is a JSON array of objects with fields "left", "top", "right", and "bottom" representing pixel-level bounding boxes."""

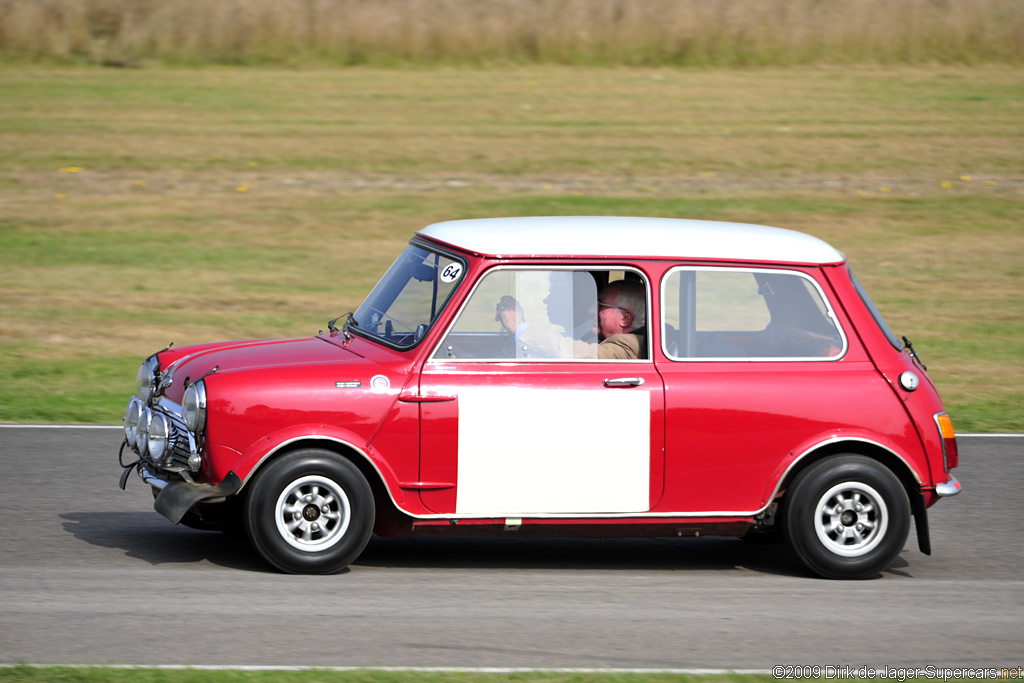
[
  {"left": 243, "top": 449, "right": 374, "bottom": 574},
  {"left": 784, "top": 455, "right": 910, "bottom": 580}
]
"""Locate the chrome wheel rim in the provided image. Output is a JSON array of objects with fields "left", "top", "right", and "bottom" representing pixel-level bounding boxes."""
[
  {"left": 274, "top": 475, "right": 351, "bottom": 551},
  {"left": 814, "top": 481, "right": 888, "bottom": 557}
]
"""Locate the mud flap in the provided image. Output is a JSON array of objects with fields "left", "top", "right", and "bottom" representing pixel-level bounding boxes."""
[
  {"left": 154, "top": 471, "right": 243, "bottom": 525},
  {"left": 909, "top": 488, "right": 931, "bottom": 556},
  {"left": 117, "top": 439, "right": 140, "bottom": 491},
  {"left": 119, "top": 462, "right": 137, "bottom": 491}
]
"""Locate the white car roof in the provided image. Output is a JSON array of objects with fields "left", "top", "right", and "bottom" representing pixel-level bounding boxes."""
[{"left": 417, "top": 216, "right": 845, "bottom": 265}]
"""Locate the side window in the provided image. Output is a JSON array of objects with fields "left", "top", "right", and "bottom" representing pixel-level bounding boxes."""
[
  {"left": 662, "top": 267, "right": 845, "bottom": 360},
  {"left": 433, "top": 268, "right": 648, "bottom": 361},
  {"left": 695, "top": 270, "right": 770, "bottom": 332}
]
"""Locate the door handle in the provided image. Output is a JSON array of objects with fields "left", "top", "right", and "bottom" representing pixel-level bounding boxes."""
[{"left": 603, "top": 377, "right": 644, "bottom": 388}]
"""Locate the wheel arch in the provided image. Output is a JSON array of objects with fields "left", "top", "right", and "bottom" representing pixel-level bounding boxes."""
[
  {"left": 239, "top": 434, "right": 413, "bottom": 538},
  {"left": 772, "top": 437, "right": 923, "bottom": 506}
]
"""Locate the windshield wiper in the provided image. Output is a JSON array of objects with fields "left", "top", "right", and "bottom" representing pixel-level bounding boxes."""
[
  {"left": 902, "top": 335, "right": 927, "bottom": 371},
  {"left": 327, "top": 311, "right": 358, "bottom": 335}
]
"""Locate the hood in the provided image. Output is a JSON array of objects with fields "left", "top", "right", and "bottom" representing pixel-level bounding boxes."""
[{"left": 156, "top": 337, "right": 363, "bottom": 402}]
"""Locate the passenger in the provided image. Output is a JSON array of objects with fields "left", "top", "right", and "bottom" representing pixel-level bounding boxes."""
[
  {"left": 496, "top": 280, "right": 646, "bottom": 360},
  {"left": 596, "top": 280, "right": 647, "bottom": 360}
]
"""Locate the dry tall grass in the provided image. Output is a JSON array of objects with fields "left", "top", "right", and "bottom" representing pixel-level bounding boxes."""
[{"left": 1, "top": 0, "right": 1022, "bottom": 66}]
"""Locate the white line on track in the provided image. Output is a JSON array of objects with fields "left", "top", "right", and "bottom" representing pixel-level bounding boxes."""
[
  {"left": 0, "top": 424, "right": 124, "bottom": 429},
  {"left": 0, "top": 664, "right": 772, "bottom": 674}
]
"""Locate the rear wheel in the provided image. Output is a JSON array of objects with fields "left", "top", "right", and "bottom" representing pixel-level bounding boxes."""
[
  {"left": 784, "top": 455, "right": 910, "bottom": 579},
  {"left": 243, "top": 449, "right": 374, "bottom": 574}
]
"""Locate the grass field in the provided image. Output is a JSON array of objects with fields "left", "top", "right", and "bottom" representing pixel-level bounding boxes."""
[{"left": 0, "top": 65, "right": 1022, "bottom": 430}]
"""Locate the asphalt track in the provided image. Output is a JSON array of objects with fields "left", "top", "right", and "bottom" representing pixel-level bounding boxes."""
[{"left": 0, "top": 427, "right": 1021, "bottom": 669}]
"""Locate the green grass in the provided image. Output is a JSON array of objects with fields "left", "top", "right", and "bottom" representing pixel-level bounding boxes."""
[{"left": 0, "top": 66, "right": 1021, "bottom": 431}]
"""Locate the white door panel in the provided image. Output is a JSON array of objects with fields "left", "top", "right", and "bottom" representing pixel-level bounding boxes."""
[{"left": 454, "top": 387, "right": 650, "bottom": 514}]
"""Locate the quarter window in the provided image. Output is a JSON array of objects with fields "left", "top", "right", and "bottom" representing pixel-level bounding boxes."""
[
  {"left": 662, "top": 267, "right": 845, "bottom": 360},
  {"left": 850, "top": 268, "right": 903, "bottom": 350}
]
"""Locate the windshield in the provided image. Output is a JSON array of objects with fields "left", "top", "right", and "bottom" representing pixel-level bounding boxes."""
[{"left": 352, "top": 243, "right": 465, "bottom": 349}]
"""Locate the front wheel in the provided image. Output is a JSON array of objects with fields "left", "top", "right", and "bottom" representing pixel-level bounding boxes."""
[
  {"left": 243, "top": 449, "right": 374, "bottom": 574},
  {"left": 784, "top": 455, "right": 910, "bottom": 580}
]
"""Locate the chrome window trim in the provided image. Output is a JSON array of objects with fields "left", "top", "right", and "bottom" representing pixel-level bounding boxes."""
[
  {"left": 426, "top": 265, "right": 654, "bottom": 364},
  {"left": 659, "top": 265, "right": 849, "bottom": 363}
]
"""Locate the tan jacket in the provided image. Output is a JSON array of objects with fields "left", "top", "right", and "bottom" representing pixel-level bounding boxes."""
[
  {"left": 517, "top": 326, "right": 645, "bottom": 360},
  {"left": 598, "top": 332, "right": 645, "bottom": 360}
]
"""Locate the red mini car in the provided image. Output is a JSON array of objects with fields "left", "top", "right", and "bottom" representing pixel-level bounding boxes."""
[{"left": 118, "top": 216, "right": 960, "bottom": 579}]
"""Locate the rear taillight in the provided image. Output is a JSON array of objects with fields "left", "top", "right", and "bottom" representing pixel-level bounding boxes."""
[{"left": 935, "top": 413, "right": 958, "bottom": 470}]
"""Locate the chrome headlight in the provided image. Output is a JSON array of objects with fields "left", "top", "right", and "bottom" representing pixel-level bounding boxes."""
[
  {"left": 136, "top": 357, "right": 159, "bottom": 402},
  {"left": 148, "top": 411, "right": 169, "bottom": 463},
  {"left": 182, "top": 380, "right": 207, "bottom": 434},
  {"left": 136, "top": 406, "right": 152, "bottom": 455},
  {"left": 124, "top": 397, "right": 142, "bottom": 446}
]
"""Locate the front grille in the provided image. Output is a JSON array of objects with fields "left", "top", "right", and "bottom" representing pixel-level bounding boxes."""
[
  {"left": 147, "top": 405, "right": 200, "bottom": 474},
  {"left": 165, "top": 424, "right": 195, "bottom": 471}
]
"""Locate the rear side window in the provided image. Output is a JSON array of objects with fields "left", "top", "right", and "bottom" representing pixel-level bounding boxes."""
[
  {"left": 850, "top": 268, "right": 903, "bottom": 350},
  {"left": 662, "top": 267, "right": 846, "bottom": 360}
]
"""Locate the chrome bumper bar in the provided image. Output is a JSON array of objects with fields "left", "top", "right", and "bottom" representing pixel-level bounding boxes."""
[
  {"left": 138, "top": 463, "right": 169, "bottom": 490},
  {"left": 935, "top": 474, "right": 961, "bottom": 497}
]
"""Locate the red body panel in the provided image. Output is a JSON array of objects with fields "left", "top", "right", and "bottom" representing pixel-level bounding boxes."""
[
  {"left": 823, "top": 264, "right": 952, "bottom": 504},
  {"left": 163, "top": 336, "right": 421, "bottom": 506},
  {"left": 656, "top": 360, "right": 927, "bottom": 513}
]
